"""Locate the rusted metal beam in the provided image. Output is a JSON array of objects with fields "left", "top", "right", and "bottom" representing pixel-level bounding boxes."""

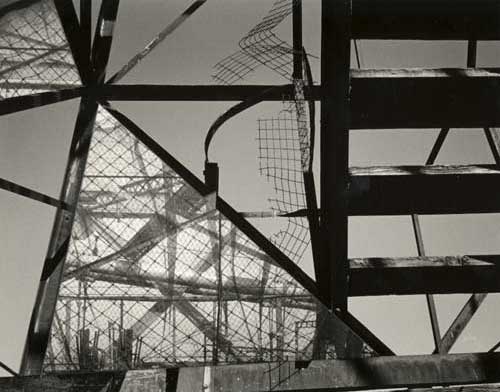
[
  {"left": 351, "top": 0, "right": 500, "bottom": 40},
  {"left": 349, "top": 256, "right": 500, "bottom": 296},
  {"left": 348, "top": 164, "right": 500, "bottom": 215},
  {"left": 321, "top": 0, "right": 351, "bottom": 310},
  {"left": 177, "top": 352, "right": 500, "bottom": 391}
]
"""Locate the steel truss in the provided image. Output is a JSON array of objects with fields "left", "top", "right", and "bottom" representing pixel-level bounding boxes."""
[{"left": 1, "top": 0, "right": 500, "bottom": 391}]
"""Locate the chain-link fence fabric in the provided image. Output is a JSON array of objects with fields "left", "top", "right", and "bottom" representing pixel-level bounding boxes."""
[
  {"left": 44, "top": 105, "right": 372, "bottom": 371},
  {"left": 0, "top": 0, "right": 80, "bottom": 100}
]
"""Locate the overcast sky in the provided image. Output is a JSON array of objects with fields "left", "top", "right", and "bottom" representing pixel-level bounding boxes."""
[{"left": 1, "top": 0, "right": 500, "bottom": 376}]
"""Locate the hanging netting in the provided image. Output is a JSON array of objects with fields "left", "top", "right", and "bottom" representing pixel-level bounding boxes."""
[
  {"left": 0, "top": 0, "right": 80, "bottom": 99},
  {"left": 213, "top": 0, "right": 296, "bottom": 85},
  {"left": 213, "top": 0, "right": 315, "bottom": 265},
  {"left": 257, "top": 80, "right": 312, "bottom": 262},
  {"left": 43, "top": 105, "right": 372, "bottom": 372}
]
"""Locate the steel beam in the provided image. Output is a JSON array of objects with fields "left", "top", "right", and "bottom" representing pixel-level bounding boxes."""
[
  {"left": 102, "top": 105, "right": 384, "bottom": 356},
  {"left": 91, "top": 0, "right": 120, "bottom": 84},
  {"left": 0, "top": 177, "right": 68, "bottom": 209},
  {"left": 351, "top": 0, "right": 500, "bottom": 40},
  {"left": 349, "top": 68, "right": 500, "bottom": 129},
  {"left": 348, "top": 164, "right": 500, "bottom": 215},
  {"left": 177, "top": 352, "right": 500, "bottom": 392},
  {"left": 349, "top": 256, "right": 500, "bottom": 296},
  {"left": 99, "top": 84, "right": 299, "bottom": 101},
  {"left": 321, "top": 0, "right": 351, "bottom": 310},
  {"left": 20, "top": 98, "right": 98, "bottom": 375},
  {"left": 98, "top": 69, "right": 500, "bottom": 128},
  {"left": 53, "top": 0, "right": 88, "bottom": 83},
  {"left": 0, "top": 87, "right": 84, "bottom": 116},
  {"left": 434, "top": 294, "right": 488, "bottom": 353}
]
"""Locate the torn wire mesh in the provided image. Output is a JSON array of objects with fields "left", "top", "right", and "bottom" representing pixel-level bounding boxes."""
[
  {"left": 0, "top": 0, "right": 80, "bottom": 99},
  {"left": 213, "top": 0, "right": 297, "bottom": 85},
  {"left": 213, "top": 0, "right": 315, "bottom": 265}
]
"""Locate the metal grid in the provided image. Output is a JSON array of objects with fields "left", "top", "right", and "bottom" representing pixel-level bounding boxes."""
[
  {"left": 213, "top": 0, "right": 296, "bottom": 85},
  {"left": 44, "top": 106, "right": 372, "bottom": 371},
  {"left": 0, "top": 0, "right": 80, "bottom": 99}
]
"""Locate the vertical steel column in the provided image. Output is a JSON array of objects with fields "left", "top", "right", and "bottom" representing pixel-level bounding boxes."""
[
  {"left": 20, "top": 98, "right": 98, "bottom": 375},
  {"left": 292, "top": 0, "right": 303, "bottom": 79},
  {"left": 321, "top": 0, "right": 351, "bottom": 311}
]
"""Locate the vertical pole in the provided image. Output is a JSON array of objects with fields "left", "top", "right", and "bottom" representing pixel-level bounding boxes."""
[
  {"left": 467, "top": 40, "right": 477, "bottom": 68},
  {"left": 292, "top": 0, "right": 303, "bottom": 79},
  {"left": 80, "top": 0, "right": 92, "bottom": 82},
  {"left": 321, "top": 0, "right": 351, "bottom": 311}
]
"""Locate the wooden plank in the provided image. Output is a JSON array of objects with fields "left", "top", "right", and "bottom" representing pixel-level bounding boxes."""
[
  {"left": 352, "top": 0, "right": 500, "bottom": 40},
  {"left": 348, "top": 164, "right": 500, "bottom": 215},
  {"left": 179, "top": 352, "right": 500, "bottom": 391},
  {"left": 321, "top": 0, "right": 351, "bottom": 310},
  {"left": 349, "top": 255, "right": 500, "bottom": 296}
]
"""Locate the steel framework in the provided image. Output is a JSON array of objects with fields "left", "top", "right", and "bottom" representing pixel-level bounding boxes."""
[{"left": 1, "top": 0, "right": 500, "bottom": 391}]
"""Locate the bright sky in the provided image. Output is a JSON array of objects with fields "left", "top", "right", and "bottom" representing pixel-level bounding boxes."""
[{"left": 1, "top": 0, "right": 500, "bottom": 376}]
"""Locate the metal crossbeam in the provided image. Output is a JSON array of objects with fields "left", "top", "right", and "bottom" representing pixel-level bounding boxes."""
[
  {"left": 176, "top": 352, "right": 500, "bottom": 391},
  {"left": 351, "top": 0, "right": 500, "bottom": 40},
  {"left": 349, "top": 256, "right": 500, "bottom": 295}
]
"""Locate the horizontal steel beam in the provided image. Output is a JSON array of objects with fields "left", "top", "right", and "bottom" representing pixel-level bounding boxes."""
[
  {"left": 3, "top": 369, "right": 500, "bottom": 392},
  {"left": 98, "top": 68, "right": 500, "bottom": 128},
  {"left": 0, "top": 87, "right": 83, "bottom": 116},
  {"left": 348, "top": 164, "right": 500, "bottom": 215},
  {"left": 349, "top": 255, "right": 500, "bottom": 296},
  {"left": 352, "top": 0, "right": 500, "bottom": 40},
  {"left": 176, "top": 352, "right": 500, "bottom": 391},
  {"left": 349, "top": 68, "right": 500, "bottom": 129},
  {"left": 2, "top": 71, "right": 499, "bottom": 129},
  {"left": 98, "top": 84, "right": 297, "bottom": 101}
]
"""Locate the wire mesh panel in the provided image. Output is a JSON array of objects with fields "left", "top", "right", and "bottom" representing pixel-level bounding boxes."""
[
  {"left": 43, "top": 106, "right": 373, "bottom": 372},
  {"left": 213, "top": 0, "right": 296, "bottom": 85},
  {"left": 257, "top": 99, "right": 310, "bottom": 262},
  {"left": 213, "top": 0, "right": 316, "bottom": 265},
  {"left": 0, "top": 0, "right": 80, "bottom": 99}
]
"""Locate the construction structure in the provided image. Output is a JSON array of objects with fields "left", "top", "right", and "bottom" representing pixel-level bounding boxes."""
[{"left": 0, "top": 0, "right": 500, "bottom": 391}]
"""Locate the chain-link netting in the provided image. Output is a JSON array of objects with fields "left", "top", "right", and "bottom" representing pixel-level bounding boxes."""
[
  {"left": 0, "top": 0, "right": 80, "bottom": 99},
  {"left": 43, "top": 105, "right": 372, "bottom": 372}
]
